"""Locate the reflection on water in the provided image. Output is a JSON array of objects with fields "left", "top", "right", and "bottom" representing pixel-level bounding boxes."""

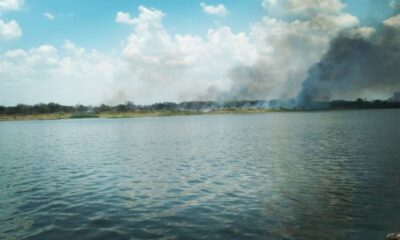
[{"left": 1, "top": 109, "right": 400, "bottom": 240}]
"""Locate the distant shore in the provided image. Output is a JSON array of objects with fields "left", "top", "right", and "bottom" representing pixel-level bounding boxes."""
[
  {"left": 2, "top": 107, "right": 400, "bottom": 121},
  {"left": 0, "top": 109, "right": 284, "bottom": 121},
  {"left": 1, "top": 99, "right": 400, "bottom": 121}
]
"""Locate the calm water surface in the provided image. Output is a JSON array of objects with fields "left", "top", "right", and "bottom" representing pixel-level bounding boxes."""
[{"left": 0, "top": 110, "right": 399, "bottom": 240}]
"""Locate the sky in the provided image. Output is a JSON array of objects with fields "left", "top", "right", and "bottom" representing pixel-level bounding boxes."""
[{"left": 0, "top": 0, "right": 399, "bottom": 105}]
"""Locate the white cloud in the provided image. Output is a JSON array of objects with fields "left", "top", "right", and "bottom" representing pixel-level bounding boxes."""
[
  {"left": 0, "top": 43, "right": 120, "bottom": 105},
  {"left": 0, "top": 0, "right": 23, "bottom": 40},
  {"left": 383, "top": 14, "right": 400, "bottom": 27},
  {"left": 0, "top": 0, "right": 23, "bottom": 12},
  {"left": 343, "top": 26, "right": 376, "bottom": 39},
  {"left": 116, "top": 6, "right": 165, "bottom": 26},
  {"left": 0, "top": 19, "right": 22, "bottom": 39},
  {"left": 0, "top": 1, "right": 365, "bottom": 105},
  {"left": 262, "top": 0, "right": 345, "bottom": 17},
  {"left": 43, "top": 12, "right": 55, "bottom": 20},
  {"left": 116, "top": 11, "right": 135, "bottom": 25},
  {"left": 116, "top": 6, "right": 255, "bottom": 103},
  {"left": 63, "top": 40, "right": 84, "bottom": 56},
  {"left": 200, "top": 3, "right": 228, "bottom": 17},
  {"left": 114, "top": 3, "right": 359, "bottom": 103}
]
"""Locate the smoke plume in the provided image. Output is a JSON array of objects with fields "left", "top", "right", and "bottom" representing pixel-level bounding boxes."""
[{"left": 298, "top": 18, "right": 400, "bottom": 103}]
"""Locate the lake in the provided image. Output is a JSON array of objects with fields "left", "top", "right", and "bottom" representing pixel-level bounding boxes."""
[{"left": 1, "top": 110, "right": 399, "bottom": 240}]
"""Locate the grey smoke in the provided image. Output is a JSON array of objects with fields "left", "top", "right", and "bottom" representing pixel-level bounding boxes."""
[
  {"left": 298, "top": 23, "right": 400, "bottom": 104},
  {"left": 227, "top": 62, "right": 278, "bottom": 100},
  {"left": 221, "top": 57, "right": 309, "bottom": 102}
]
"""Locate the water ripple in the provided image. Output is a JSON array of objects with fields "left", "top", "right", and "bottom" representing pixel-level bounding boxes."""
[{"left": 1, "top": 110, "right": 400, "bottom": 239}]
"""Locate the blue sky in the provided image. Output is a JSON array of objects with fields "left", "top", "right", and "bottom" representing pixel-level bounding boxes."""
[
  {"left": 1, "top": 0, "right": 397, "bottom": 52},
  {"left": 1, "top": 0, "right": 265, "bottom": 52}
]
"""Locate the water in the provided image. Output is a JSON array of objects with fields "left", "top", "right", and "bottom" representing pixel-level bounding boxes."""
[{"left": 1, "top": 109, "right": 399, "bottom": 240}]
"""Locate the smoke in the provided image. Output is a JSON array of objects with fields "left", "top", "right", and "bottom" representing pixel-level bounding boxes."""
[
  {"left": 216, "top": 1, "right": 360, "bottom": 103},
  {"left": 228, "top": 62, "right": 279, "bottom": 100},
  {"left": 298, "top": 17, "right": 400, "bottom": 103},
  {"left": 104, "top": 90, "right": 128, "bottom": 106},
  {"left": 2, "top": 1, "right": 399, "bottom": 106}
]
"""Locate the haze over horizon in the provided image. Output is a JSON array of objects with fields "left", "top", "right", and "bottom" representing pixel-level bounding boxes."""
[{"left": 0, "top": 0, "right": 400, "bottom": 106}]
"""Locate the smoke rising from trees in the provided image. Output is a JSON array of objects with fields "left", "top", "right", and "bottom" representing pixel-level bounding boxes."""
[{"left": 298, "top": 17, "right": 400, "bottom": 103}]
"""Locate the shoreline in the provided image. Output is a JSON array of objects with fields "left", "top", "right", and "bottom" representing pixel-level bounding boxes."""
[
  {"left": 1, "top": 108, "right": 399, "bottom": 122},
  {"left": 0, "top": 109, "right": 283, "bottom": 121}
]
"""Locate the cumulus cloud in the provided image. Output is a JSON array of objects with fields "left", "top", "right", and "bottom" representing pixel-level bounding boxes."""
[
  {"left": 63, "top": 40, "right": 84, "bottom": 56},
  {"left": 111, "top": 2, "right": 360, "bottom": 103},
  {"left": 0, "top": 42, "right": 120, "bottom": 105},
  {"left": 116, "top": 6, "right": 256, "bottom": 104},
  {"left": 344, "top": 26, "right": 376, "bottom": 38},
  {"left": 43, "top": 12, "right": 55, "bottom": 20},
  {"left": 0, "top": 19, "right": 22, "bottom": 39},
  {"left": 0, "top": 0, "right": 23, "bottom": 12},
  {"left": 0, "top": 0, "right": 23, "bottom": 40},
  {"left": 200, "top": 3, "right": 228, "bottom": 17},
  {"left": 1, "top": 1, "right": 389, "bottom": 105},
  {"left": 116, "top": 11, "right": 135, "bottom": 25},
  {"left": 116, "top": 6, "right": 165, "bottom": 26},
  {"left": 262, "top": 0, "right": 345, "bottom": 17},
  {"left": 383, "top": 14, "right": 400, "bottom": 27}
]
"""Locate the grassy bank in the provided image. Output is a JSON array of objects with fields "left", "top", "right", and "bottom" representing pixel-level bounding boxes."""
[
  {"left": 0, "top": 113, "right": 72, "bottom": 121},
  {"left": 0, "top": 109, "right": 280, "bottom": 121}
]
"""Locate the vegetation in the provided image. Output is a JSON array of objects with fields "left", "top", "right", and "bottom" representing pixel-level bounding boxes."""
[
  {"left": 70, "top": 113, "right": 100, "bottom": 119},
  {"left": 0, "top": 98, "right": 399, "bottom": 121},
  {"left": 329, "top": 98, "right": 400, "bottom": 110}
]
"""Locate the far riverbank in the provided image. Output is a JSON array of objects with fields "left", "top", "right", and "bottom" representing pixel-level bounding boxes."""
[{"left": 0, "top": 109, "right": 285, "bottom": 121}]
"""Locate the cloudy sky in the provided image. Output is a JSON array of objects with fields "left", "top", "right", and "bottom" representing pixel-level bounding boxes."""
[{"left": 0, "top": 0, "right": 399, "bottom": 105}]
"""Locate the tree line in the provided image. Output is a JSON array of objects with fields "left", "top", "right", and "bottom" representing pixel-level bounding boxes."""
[
  {"left": 0, "top": 100, "right": 271, "bottom": 115},
  {"left": 1, "top": 98, "right": 400, "bottom": 115}
]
